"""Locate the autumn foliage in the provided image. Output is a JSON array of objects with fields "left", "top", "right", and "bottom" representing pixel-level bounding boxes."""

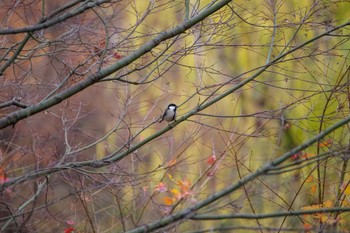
[{"left": 0, "top": 0, "right": 350, "bottom": 232}]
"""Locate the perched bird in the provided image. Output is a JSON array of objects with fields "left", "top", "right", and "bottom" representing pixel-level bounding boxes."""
[{"left": 159, "top": 104, "right": 177, "bottom": 123}]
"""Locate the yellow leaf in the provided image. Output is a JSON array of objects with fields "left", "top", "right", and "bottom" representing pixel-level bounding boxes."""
[
  {"left": 323, "top": 200, "right": 333, "bottom": 208},
  {"left": 168, "top": 174, "right": 175, "bottom": 182},
  {"left": 171, "top": 189, "right": 181, "bottom": 199},
  {"left": 341, "top": 182, "right": 350, "bottom": 195},
  {"left": 301, "top": 203, "right": 322, "bottom": 210},
  {"left": 306, "top": 175, "right": 315, "bottom": 183},
  {"left": 301, "top": 205, "right": 311, "bottom": 210},
  {"left": 342, "top": 199, "right": 350, "bottom": 207},
  {"left": 344, "top": 186, "right": 350, "bottom": 195},
  {"left": 320, "top": 214, "right": 328, "bottom": 223},
  {"left": 95, "top": 142, "right": 106, "bottom": 160}
]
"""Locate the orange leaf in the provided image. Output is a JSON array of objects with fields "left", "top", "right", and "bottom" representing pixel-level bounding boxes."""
[
  {"left": 310, "top": 185, "right": 317, "bottom": 194},
  {"left": 177, "top": 179, "right": 191, "bottom": 193},
  {"left": 98, "top": 41, "right": 106, "bottom": 48},
  {"left": 301, "top": 201, "right": 333, "bottom": 211},
  {"left": 166, "top": 159, "right": 177, "bottom": 167},
  {"left": 319, "top": 139, "right": 332, "bottom": 147},
  {"left": 207, "top": 154, "right": 216, "bottom": 165},
  {"left": 303, "top": 223, "right": 312, "bottom": 231},
  {"left": 305, "top": 175, "right": 315, "bottom": 183},
  {"left": 300, "top": 153, "right": 316, "bottom": 159},
  {"left": 163, "top": 196, "right": 175, "bottom": 205}
]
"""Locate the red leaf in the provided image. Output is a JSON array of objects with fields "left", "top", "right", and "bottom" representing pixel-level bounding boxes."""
[
  {"left": 291, "top": 152, "right": 302, "bottom": 161},
  {"left": 113, "top": 52, "right": 123, "bottom": 60},
  {"left": 64, "top": 227, "right": 75, "bottom": 233},
  {"left": 207, "top": 154, "right": 216, "bottom": 165}
]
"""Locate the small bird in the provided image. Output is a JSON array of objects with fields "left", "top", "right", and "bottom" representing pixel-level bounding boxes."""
[{"left": 159, "top": 104, "right": 177, "bottom": 123}]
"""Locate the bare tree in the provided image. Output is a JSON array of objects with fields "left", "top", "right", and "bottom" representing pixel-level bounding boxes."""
[{"left": 0, "top": 0, "right": 349, "bottom": 232}]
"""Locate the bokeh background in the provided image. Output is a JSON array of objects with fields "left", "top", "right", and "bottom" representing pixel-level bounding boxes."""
[{"left": 0, "top": 0, "right": 349, "bottom": 232}]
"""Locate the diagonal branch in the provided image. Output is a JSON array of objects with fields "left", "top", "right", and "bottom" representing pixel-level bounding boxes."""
[
  {"left": 0, "top": 0, "right": 109, "bottom": 35},
  {"left": 0, "top": 20, "right": 349, "bottom": 192},
  {"left": 124, "top": 112, "right": 350, "bottom": 233},
  {"left": 0, "top": 0, "right": 234, "bottom": 129},
  {"left": 191, "top": 207, "right": 350, "bottom": 220}
]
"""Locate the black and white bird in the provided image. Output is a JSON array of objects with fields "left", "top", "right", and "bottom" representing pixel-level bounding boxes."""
[{"left": 159, "top": 104, "right": 177, "bottom": 123}]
